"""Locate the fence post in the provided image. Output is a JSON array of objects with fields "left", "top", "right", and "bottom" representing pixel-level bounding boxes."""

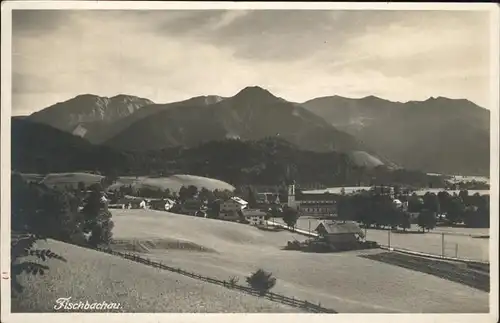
[
  {"left": 455, "top": 243, "right": 458, "bottom": 258},
  {"left": 388, "top": 230, "right": 391, "bottom": 248},
  {"left": 441, "top": 233, "right": 445, "bottom": 257}
]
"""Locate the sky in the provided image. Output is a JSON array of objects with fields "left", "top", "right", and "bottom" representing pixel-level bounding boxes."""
[{"left": 11, "top": 9, "right": 493, "bottom": 115}]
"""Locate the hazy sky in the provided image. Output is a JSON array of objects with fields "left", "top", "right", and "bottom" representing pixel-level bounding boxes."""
[{"left": 12, "top": 9, "right": 492, "bottom": 115}]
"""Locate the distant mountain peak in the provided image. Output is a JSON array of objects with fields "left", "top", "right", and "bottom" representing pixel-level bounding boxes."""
[
  {"left": 361, "top": 95, "right": 383, "bottom": 101},
  {"left": 235, "top": 86, "right": 276, "bottom": 98}
]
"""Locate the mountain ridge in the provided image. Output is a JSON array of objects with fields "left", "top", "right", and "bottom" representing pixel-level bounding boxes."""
[
  {"left": 103, "top": 85, "right": 374, "bottom": 156},
  {"left": 23, "top": 86, "right": 490, "bottom": 175}
]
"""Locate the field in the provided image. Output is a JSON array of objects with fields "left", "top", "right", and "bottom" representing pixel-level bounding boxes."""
[
  {"left": 21, "top": 172, "right": 235, "bottom": 193},
  {"left": 11, "top": 239, "right": 298, "bottom": 313},
  {"left": 110, "top": 209, "right": 489, "bottom": 313},
  {"left": 276, "top": 217, "right": 490, "bottom": 262},
  {"left": 109, "top": 174, "right": 235, "bottom": 193}
]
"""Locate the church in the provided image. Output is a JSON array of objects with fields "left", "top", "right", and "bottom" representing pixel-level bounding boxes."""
[{"left": 287, "top": 182, "right": 337, "bottom": 217}]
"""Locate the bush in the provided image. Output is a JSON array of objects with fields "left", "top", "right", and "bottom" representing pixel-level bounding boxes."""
[
  {"left": 228, "top": 276, "right": 239, "bottom": 287},
  {"left": 246, "top": 269, "right": 276, "bottom": 296}
]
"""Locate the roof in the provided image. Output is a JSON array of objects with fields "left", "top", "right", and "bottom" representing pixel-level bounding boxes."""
[
  {"left": 230, "top": 196, "right": 248, "bottom": 205},
  {"left": 315, "top": 221, "right": 364, "bottom": 238}
]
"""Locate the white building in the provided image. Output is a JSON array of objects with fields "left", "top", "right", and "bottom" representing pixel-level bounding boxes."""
[
  {"left": 220, "top": 197, "right": 248, "bottom": 213},
  {"left": 244, "top": 210, "right": 267, "bottom": 226},
  {"left": 287, "top": 182, "right": 336, "bottom": 217}
]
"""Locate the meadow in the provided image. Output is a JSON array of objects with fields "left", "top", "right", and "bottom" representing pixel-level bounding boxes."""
[
  {"left": 21, "top": 172, "right": 235, "bottom": 193},
  {"left": 12, "top": 239, "right": 298, "bottom": 313},
  {"left": 109, "top": 209, "right": 489, "bottom": 313}
]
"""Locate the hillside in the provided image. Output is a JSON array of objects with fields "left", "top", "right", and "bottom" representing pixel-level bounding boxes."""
[
  {"left": 27, "top": 94, "right": 155, "bottom": 143},
  {"left": 109, "top": 209, "right": 489, "bottom": 313},
  {"left": 108, "top": 174, "right": 235, "bottom": 193},
  {"left": 104, "top": 86, "right": 372, "bottom": 154},
  {"left": 12, "top": 238, "right": 297, "bottom": 313},
  {"left": 302, "top": 96, "right": 490, "bottom": 175},
  {"left": 11, "top": 119, "right": 441, "bottom": 187},
  {"left": 11, "top": 118, "right": 126, "bottom": 174}
]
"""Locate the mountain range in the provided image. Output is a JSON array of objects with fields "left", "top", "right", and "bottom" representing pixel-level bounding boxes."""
[
  {"left": 11, "top": 118, "right": 444, "bottom": 188},
  {"left": 302, "top": 95, "right": 490, "bottom": 175},
  {"left": 20, "top": 86, "right": 490, "bottom": 176}
]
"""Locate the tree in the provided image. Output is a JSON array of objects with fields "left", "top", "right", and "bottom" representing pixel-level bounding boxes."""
[
  {"left": 178, "top": 186, "right": 190, "bottom": 202},
  {"left": 459, "top": 190, "right": 469, "bottom": 205},
  {"left": 186, "top": 185, "right": 199, "bottom": 199},
  {"left": 101, "top": 170, "right": 118, "bottom": 189},
  {"left": 247, "top": 186, "right": 258, "bottom": 208},
  {"left": 463, "top": 205, "right": 489, "bottom": 228},
  {"left": 407, "top": 194, "right": 424, "bottom": 213},
  {"left": 337, "top": 195, "right": 355, "bottom": 221},
  {"left": 446, "top": 197, "right": 465, "bottom": 225},
  {"left": 417, "top": 209, "right": 437, "bottom": 232},
  {"left": 282, "top": 206, "right": 300, "bottom": 230},
  {"left": 207, "top": 200, "right": 221, "bottom": 219},
  {"left": 423, "top": 192, "right": 440, "bottom": 215},
  {"left": 437, "top": 191, "right": 451, "bottom": 215},
  {"left": 246, "top": 269, "right": 276, "bottom": 296},
  {"left": 399, "top": 210, "right": 411, "bottom": 232},
  {"left": 81, "top": 185, "right": 114, "bottom": 248},
  {"left": 77, "top": 181, "right": 86, "bottom": 193}
]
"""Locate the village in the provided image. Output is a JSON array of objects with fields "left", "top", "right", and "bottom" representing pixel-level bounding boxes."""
[{"left": 98, "top": 182, "right": 419, "bottom": 253}]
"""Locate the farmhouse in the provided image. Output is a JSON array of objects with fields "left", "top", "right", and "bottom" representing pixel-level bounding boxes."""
[
  {"left": 243, "top": 209, "right": 267, "bottom": 226},
  {"left": 220, "top": 196, "right": 248, "bottom": 213},
  {"left": 314, "top": 221, "right": 365, "bottom": 245}
]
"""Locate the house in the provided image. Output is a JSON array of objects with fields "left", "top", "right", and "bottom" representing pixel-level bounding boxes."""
[
  {"left": 243, "top": 209, "right": 267, "bottom": 226},
  {"left": 220, "top": 196, "right": 248, "bottom": 213},
  {"left": 314, "top": 221, "right": 365, "bottom": 245}
]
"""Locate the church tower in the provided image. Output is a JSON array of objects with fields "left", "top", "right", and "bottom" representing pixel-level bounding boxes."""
[{"left": 287, "top": 181, "right": 297, "bottom": 209}]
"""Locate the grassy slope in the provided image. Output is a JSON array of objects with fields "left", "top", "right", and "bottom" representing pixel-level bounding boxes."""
[
  {"left": 11, "top": 239, "right": 299, "bottom": 313},
  {"left": 111, "top": 210, "right": 489, "bottom": 313},
  {"left": 22, "top": 172, "right": 235, "bottom": 193},
  {"left": 109, "top": 174, "right": 235, "bottom": 193}
]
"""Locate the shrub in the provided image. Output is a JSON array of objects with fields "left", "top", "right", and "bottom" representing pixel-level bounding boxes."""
[
  {"left": 228, "top": 276, "right": 239, "bottom": 287},
  {"left": 246, "top": 269, "right": 276, "bottom": 296}
]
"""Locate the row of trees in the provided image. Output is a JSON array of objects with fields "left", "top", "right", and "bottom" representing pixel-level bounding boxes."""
[{"left": 336, "top": 189, "right": 490, "bottom": 231}]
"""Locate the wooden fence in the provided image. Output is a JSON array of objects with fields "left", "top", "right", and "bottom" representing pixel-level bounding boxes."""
[{"left": 96, "top": 247, "right": 337, "bottom": 313}]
